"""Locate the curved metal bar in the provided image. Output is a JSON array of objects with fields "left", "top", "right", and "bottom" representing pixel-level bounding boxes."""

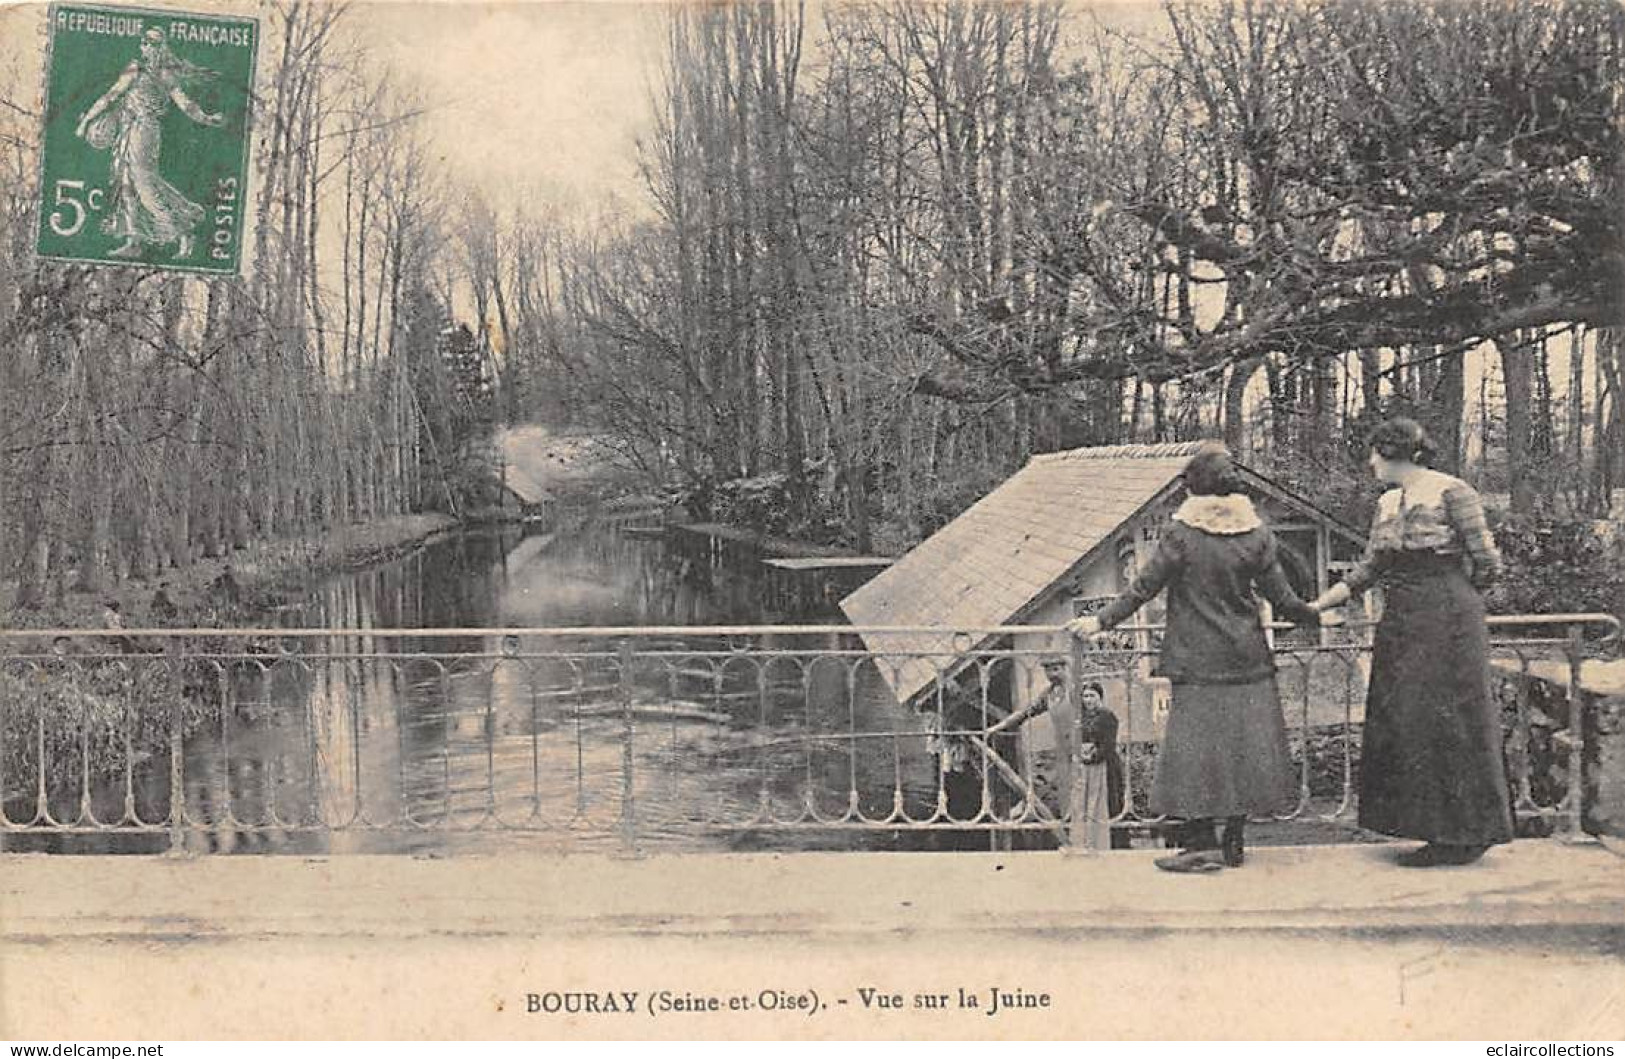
[
  {"left": 1318, "top": 647, "right": 1361, "bottom": 822},
  {"left": 567, "top": 657, "right": 588, "bottom": 824},
  {"left": 1274, "top": 652, "right": 1313, "bottom": 821},
  {"left": 34, "top": 696, "right": 52, "bottom": 828},
  {"left": 844, "top": 656, "right": 864, "bottom": 824},
  {"left": 3, "top": 614, "right": 1612, "bottom": 850}
]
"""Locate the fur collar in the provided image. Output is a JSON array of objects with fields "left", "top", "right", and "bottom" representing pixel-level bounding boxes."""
[{"left": 1172, "top": 494, "right": 1262, "bottom": 535}]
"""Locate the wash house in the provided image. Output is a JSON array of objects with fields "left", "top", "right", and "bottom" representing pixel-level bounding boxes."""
[{"left": 841, "top": 442, "right": 1368, "bottom": 752}]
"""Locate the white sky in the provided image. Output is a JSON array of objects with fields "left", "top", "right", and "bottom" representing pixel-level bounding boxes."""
[
  {"left": 359, "top": 0, "right": 1166, "bottom": 215},
  {"left": 0, "top": 0, "right": 670, "bottom": 214},
  {"left": 364, "top": 1, "right": 669, "bottom": 214}
]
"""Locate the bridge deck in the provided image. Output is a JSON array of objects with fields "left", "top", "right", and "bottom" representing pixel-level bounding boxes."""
[{"left": 3, "top": 841, "right": 1621, "bottom": 1038}]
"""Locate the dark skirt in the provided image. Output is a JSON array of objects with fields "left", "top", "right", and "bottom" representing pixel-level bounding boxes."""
[
  {"left": 1151, "top": 678, "right": 1297, "bottom": 818},
  {"left": 1360, "top": 554, "right": 1514, "bottom": 846}
]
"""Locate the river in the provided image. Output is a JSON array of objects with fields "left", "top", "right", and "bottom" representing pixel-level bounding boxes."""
[
  {"left": 10, "top": 524, "right": 972, "bottom": 855},
  {"left": 13, "top": 524, "right": 1611, "bottom": 855}
]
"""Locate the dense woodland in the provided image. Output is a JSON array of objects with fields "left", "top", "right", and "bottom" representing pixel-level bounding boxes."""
[
  {"left": 1, "top": 0, "right": 1622, "bottom": 620},
  {"left": 0, "top": 5, "right": 495, "bottom": 613},
  {"left": 557, "top": 0, "right": 1624, "bottom": 550}
]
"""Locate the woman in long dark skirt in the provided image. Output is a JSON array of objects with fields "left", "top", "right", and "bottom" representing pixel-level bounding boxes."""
[
  {"left": 1070, "top": 446, "right": 1321, "bottom": 872},
  {"left": 1310, "top": 418, "right": 1512, "bottom": 867}
]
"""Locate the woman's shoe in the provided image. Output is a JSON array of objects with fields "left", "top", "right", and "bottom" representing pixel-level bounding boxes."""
[
  {"left": 1154, "top": 849, "right": 1226, "bottom": 873},
  {"left": 1164, "top": 818, "right": 1218, "bottom": 851},
  {"left": 1221, "top": 817, "right": 1246, "bottom": 867},
  {"left": 1396, "top": 843, "right": 1489, "bottom": 868},
  {"left": 1396, "top": 844, "right": 1440, "bottom": 868}
]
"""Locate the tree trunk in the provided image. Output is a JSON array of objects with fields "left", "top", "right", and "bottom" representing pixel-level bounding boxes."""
[
  {"left": 1223, "top": 358, "right": 1261, "bottom": 451},
  {"left": 1569, "top": 326, "right": 1587, "bottom": 504},
  {"left": 1596, "top": 328, "right": 1623, "bottom": 515},
  {"left": 1359, "top": 348, "right": 1383, "bottom": 412},
  {"left": 1434, "top": 345, "right": 1465, "bottom": 474},
  {"left": 1499, "top": 336, "right": 1536, "bottom": 515}
]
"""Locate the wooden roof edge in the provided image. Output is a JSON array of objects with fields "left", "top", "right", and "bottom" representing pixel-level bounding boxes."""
[
  {"left": 847, "top": 449, "right": 1368, "bottom": 666},
  {"left": 1028, "top": 444, "right": 1366, "bottom": 545},
  {"left": 1028, "top": 441, "right": 1210, "bottom": 464},
  {"left": 1005, "top": 465, "right": 1367, "bottom": 621},
  {"left": 848, "top": 459, "right": 1191, "bottom": 628}
]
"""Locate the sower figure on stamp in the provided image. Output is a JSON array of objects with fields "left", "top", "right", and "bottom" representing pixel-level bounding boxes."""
[
  {"left": 1068, "top": 445, "right": 1325, "bottom": 872},
  {"left": 990, "top": 659, "right": 1128, "bottom": 850},
  {"left": 75, "top": 28, "right": 224, "bottom": 260}
]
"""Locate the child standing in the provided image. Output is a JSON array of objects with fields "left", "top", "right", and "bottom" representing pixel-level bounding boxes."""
[
  {"left": 1071, "top": 681, "right": 1128, "bottom": 850},
  {"left": 993, "top": 663, "right": 1128, "bottom": 850}
]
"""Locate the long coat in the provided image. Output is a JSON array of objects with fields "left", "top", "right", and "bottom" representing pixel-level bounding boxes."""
[
  {"left": 1076, "top": 704, "right": 1125, "bottom": 819},
  {"left": 1097, "top": 495, "right": 1319, "bottom": 679},
  {"left": 1096, "top": 494, "right": 1317, "bottom": 818}
]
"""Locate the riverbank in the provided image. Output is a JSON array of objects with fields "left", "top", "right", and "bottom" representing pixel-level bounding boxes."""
[
  {"left": 0, "top": 513, "right": 460, "bottom": 802},
  {"left": 1, "top": 512, "right": 458, "bottom": 633},
  {"left": 499, "top": 425, "right": 647, "bottom": 509}
]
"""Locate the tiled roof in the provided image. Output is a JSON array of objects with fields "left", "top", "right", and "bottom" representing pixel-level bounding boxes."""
[{"left": 841, "top": 442, "right": 1209, "bottom": 706}]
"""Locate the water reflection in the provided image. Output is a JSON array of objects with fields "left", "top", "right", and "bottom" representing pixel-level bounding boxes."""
[{"left": 11, "top": 526, "right": 949, "bottom": 854}]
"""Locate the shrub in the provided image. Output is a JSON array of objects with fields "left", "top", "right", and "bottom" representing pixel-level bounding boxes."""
[
  {"left": 1, "top": 652, "right": 215, "bottom": 809},
  {"left": 1490, "top": 514, "right": 1625, "bottom": 622}
]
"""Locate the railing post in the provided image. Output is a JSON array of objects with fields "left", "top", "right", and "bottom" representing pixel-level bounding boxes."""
[
  {"left": 166, "top": 640, "right": 186, "bottom": 857},
  {"left": 1561, "top": 623, "right": 1592, "bottom": 843},
  {"left": 1063, "top": 632, "right": 1089, "bottom": 854},
  {"left": 618, "top": 639, "right": 638, "bottom": 857}
]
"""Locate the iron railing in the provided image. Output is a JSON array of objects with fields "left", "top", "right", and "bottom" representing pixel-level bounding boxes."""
[{"left": 0, "top": 614, "right": 1617, "bottom": 854}]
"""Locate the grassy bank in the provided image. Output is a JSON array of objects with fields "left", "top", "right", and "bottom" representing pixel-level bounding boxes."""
[
  {"left": 2, "top": 513, "right": 458, "bottom": 634},
  {"left": 1, "top": 513, "right": 459, "bottom": 806}
]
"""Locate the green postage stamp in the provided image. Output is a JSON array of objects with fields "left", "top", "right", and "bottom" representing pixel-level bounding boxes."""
[{"left": 37, "top": 4, "right": 258, "bottom": 275}]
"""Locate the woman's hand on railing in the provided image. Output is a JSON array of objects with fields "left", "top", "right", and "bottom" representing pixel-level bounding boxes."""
[
  {"left": 1066, "top": 616, "right": 1115, "bottom": 649},
  {"left": 1308, "top": 583, "right": 1352, "bottom": 614},
  {"left": 1065, "top": 615, "right": 1100, "bottom": 638}
]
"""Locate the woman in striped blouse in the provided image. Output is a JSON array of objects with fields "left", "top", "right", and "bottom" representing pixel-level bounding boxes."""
[{"left": 1311, "top": 418, "right": 1512, "bottom": 867}]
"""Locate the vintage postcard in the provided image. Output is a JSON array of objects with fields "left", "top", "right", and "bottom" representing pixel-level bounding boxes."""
[{"left": 0, "top": 0, "right": 1621, "bottom": 1043}]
